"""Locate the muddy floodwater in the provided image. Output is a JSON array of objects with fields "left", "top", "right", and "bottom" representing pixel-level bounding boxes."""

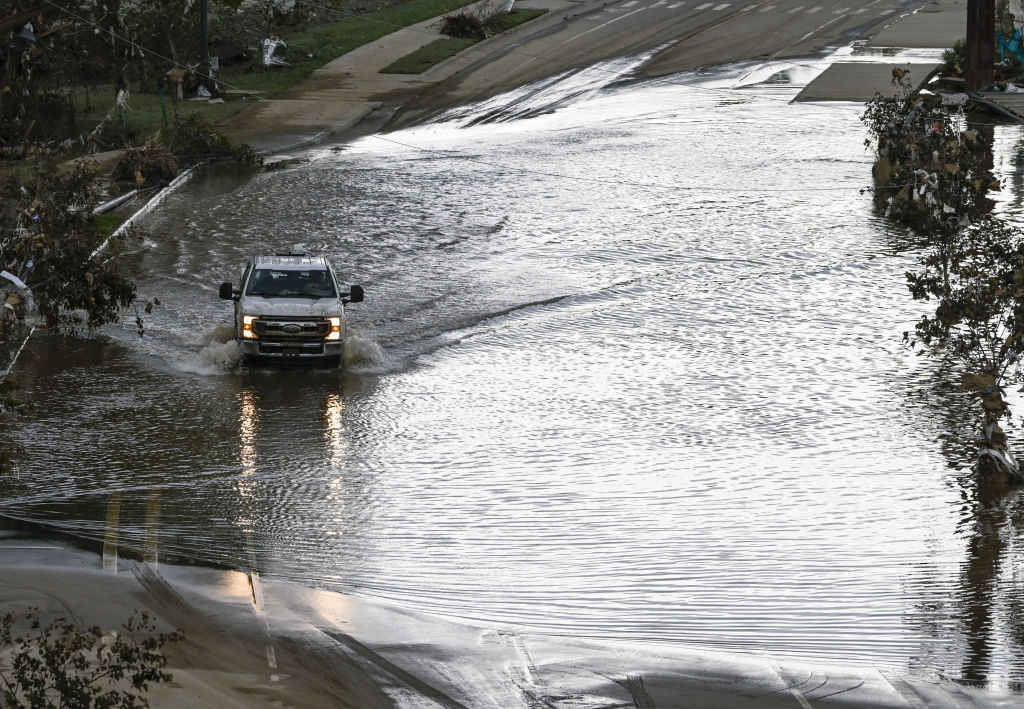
[{"left": 8, "top": 55, "right": 1024, "bottom": 687}]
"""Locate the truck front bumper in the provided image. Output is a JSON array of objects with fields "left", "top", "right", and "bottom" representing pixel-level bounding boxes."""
[{"left": 240, "top": 339, "right": 344, "bottom": 360}]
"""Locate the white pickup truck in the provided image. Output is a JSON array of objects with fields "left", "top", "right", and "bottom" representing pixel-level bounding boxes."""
[{"left": 219, "top": 254, "right": 364, "bottom": 365}]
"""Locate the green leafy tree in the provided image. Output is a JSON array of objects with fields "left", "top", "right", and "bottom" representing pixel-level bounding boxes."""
[
  {"left": 906, "top": 216, "right": 1024, "bottom": 381},
  {"left": 0, "top": 610, "right": 182, "bottom": 708},
  {"left": 0, "top": 158, "right": 138, "bottom": 330}
]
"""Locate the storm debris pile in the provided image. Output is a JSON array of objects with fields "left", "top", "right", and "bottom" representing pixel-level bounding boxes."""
[
  {"left": 865, "top": 90, "right": 995, "bottom": 234},
  {"left": 864, "top": 79, "right": 1024, "bottom": 485}
]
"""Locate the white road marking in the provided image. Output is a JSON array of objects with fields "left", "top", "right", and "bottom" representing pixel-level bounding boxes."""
[
  {"left": 623, "top": 1, "right": 639, "bottom": 6},
  {"left": 713, "top": 2, "right": 731, "bottom": 9},
  {"left": 787, "top": 5, "right": 804, "bottom": 12},
  {"left": 766, "top": 662, "right": 815, "bottom": 709},
  {"left": 652, "top": 0, "right": 668, "bottom": 6},
  {"left": 742, "top": 3, "right": 758, "bottom": 10},
  {"left": 696, "top": 2, "right": 712, "bottom": 8},
  {"left": 833, "top": 6, "right": 848, "bottom": 14},
  {"left": 248, "top": 571, "right": 281, "bottom": 683},
  {"left": 668, "top": 1, "right": 684, "bottom": 6},
  {"left": 852, "top": 7, "right": 866, "bottom": 12},
  {"left": 563, "top": 5, "right": 649, "bottom": 43},
  {"left": 807, "top": 5, "right": 822, "bottom": 13},
  {"left": 102, "top": 492, "right": 121, "bottom": 574},
  {"left": 759, "top": 4, "right": 776, "bottom": 10}
]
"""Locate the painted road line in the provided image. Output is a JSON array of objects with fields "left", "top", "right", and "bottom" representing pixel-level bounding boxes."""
[
  {"left": 833, "top": 6, "right": 848, "bottom": 14},
  {"left": 563, "top": 5, "right": 650, "bottom": 43},
  {"left": 767, "top": 663, "right": 815, "bottom": 709},
  {"left": 807, "top": 5, "right": 821, "bottom": 13},
  {"left": 696, "top": 2, "right": 712, "bottom": 8},
  {"left": 623, "top": 0, "right": 639, "bottom": 6},
  {"left": 652, "top": 0, "right": 668, "bottom": 6},
  {"left": 742, "top": 3, "right": 758, "bottom": 9},
  {"left": 759, "top": 4, "right": 776, "bottom": 10},
  {"left": 668, "top": 1, "right": 684, "bottom": 6},
  {"left": 787, "top": 5, "right": 804, "bottom": 12},
  {"left": 503, "top": 632, "right": 538, "bottom": 686},
  {"left": 144, "top": 490, "right": 160, "bottom": 569},
  {"left": 713, "top": 2, "right": 731, "bottom": 9},
  {"left": 249, "top": 570, "right": 281, "bottom": 683},
  {"left": 102, "top": 492, "right": 121, "bottom": 574}
]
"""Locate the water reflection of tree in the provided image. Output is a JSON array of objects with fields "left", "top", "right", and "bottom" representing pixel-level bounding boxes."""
[
  {"left": 897, "top": 365, "right": 1024, "bottom": 686},
  {"left": 958, "top": 484, "right": 1010, "bottom": 685}
]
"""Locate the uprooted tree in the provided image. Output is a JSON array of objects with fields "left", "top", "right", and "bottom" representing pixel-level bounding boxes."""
[
  {"left": 863, "top": 75, "right": 1024, "bottom": 485},
  {"left": 0, "top": 609, "right": 182, "bottom": 708},
  {"left": 0, "top": 159, "right": 138, "bottom": 331}
]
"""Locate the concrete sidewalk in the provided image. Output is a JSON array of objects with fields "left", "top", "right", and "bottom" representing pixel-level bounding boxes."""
[
  {"left": 1, "top": 530, "right": 1017, "bottom": 708},
  {"left": 794, "top": 0, "right": 964, "bottom": 102}
]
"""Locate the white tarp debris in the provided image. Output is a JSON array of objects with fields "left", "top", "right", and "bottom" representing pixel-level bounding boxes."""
[{"left": 262, "top": 37, "right": 287, "bottom": 66}]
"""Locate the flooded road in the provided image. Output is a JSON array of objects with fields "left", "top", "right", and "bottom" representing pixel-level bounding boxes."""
[{"left": 7, "top": 55, "right": 1024, "bottom": 687}]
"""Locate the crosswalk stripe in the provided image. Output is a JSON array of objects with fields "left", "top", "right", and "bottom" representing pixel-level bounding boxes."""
[
  {"left": 713, "top": 2, "right": 731, "bottom": 9},
  {"left": 787, "top": 5, "right": 805, "bottom": 12},
  {"left": 807, "top": 5, "right": 822, "bottom": 13}
]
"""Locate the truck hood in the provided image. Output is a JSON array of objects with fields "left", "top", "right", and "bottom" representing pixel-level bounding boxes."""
[{"left": 240, "top": 296, "right": 342, "bottom": 317}]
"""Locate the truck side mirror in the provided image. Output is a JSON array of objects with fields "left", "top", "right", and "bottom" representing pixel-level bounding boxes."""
[
  {"left": 219, "top": 282, "right": 234, "bottom": 300},
  {"left": 347, "top": 285, "right": 364, "bottom": 303}
]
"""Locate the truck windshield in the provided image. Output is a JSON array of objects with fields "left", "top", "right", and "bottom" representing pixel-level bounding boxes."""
[{"left": 245, "top": 268, "right": 336, "bottom": 298}]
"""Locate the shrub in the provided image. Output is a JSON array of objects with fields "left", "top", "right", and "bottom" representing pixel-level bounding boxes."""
[
  {"left": 438, "top": 11, "right": 487, "bottom": 40},
  {"left": 943, "top": 39, "right": 966, "bottom": 75},
  {"left": 0, "top": 610, "right": 182, "bottom": 708}
]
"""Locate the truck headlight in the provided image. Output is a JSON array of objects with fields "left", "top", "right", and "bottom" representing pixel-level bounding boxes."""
[
  {"left": 327, "top": 316, "right": 342, "bottom": 341},
  {"left": 242, "top": 315, "right": 257, "bottom": 339}
]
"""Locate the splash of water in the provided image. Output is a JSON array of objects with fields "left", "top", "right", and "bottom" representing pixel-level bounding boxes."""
[
  {"left": 173, "top": 325, "right": 241, "bottom": 375},
  {"left": 343, "top": 334, "right": 392, "bottom": 373}
]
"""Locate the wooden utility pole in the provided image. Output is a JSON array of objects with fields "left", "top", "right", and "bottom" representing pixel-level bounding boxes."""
[{"left": 965, "top": 0, "right": 994, "bottom": 91}]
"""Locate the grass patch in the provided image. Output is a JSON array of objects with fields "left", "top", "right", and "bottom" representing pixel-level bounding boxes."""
[
  {"left": 74, "top": 91, "right": 246, "bottom": 148},
  {"left": 380, "top": 37, "right": 476, "bottom": 74},
  {"left": 217, "top": 0, "right": 481, "bottom": 93},
  {"left": 89, "top": 213, "right": 127, "bottom": 239},
  {"left": 380, "top": 8, "right": 547, "bottom": 74},
  {"left": 486, "top": 8, "right": 547, "bottom": 34}
]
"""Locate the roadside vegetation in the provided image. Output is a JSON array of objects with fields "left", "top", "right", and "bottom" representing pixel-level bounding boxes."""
[
  {"left": 1, "top": 0, "right": 481, "bottom": 160},
  {"left": 380, "top": 6, "right": 547, "bottom": 74},
  {"left": 0, "top": 609, "right": 181, "bottom": 708},
  {"left": 863, "top": 68, "right": 1024, "bottom": 486}
]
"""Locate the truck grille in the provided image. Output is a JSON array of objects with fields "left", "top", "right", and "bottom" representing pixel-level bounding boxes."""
[{"left": 252, "top": 318, "right": 330, "bottom": 341}]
